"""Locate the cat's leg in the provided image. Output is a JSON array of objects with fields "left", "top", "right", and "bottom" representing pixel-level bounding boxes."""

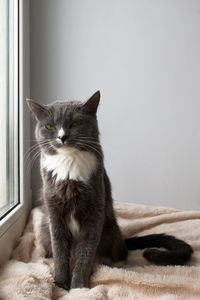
[
  {"left": 97, "top": 216, "right": 128, "bottom": 263},
  {"left": 110, "top": 218, "right": 128, "bottom": 262},
  {"left": 49, "top": 220, "right": 72, "bottom": 290},
  {"left": 102, "top": 170, "right": 128, "bottom": 262},
  {"left": 40, "top": 216, "right": 52, "bottom": 258},
  {"left": 102, "top": 171, "right": 128, "bottom": 262},
  {"left": 71, "top": 224, "right": 103, "bottom": 289}
]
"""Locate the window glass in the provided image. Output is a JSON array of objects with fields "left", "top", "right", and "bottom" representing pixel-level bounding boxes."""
[{"left": 0, "top": 0, "right": 19, "bottom": 219}]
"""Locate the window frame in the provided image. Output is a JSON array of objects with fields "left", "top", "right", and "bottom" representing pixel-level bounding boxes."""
[
  {"left": 0, "top": 0, "right": 19, "bottom": 220},
  {"left": 0, "top": 0, "right": 31, "bottom": 265}
]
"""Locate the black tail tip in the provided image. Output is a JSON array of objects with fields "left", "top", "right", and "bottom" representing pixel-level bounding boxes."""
[{"left": 143, "top": 246, "right": 193, "bottom": 266}]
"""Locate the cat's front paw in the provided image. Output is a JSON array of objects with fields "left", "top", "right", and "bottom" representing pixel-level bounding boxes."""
[{"left": 54, "top": 280, "right": 70, "bottom": 291}]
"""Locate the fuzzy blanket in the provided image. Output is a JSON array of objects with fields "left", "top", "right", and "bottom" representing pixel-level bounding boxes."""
[{"left": 0, "top": 201, "right": 200, "bottom": 300}]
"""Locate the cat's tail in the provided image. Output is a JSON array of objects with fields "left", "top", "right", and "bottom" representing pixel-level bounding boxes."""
[{"left": 124, "top": 233, "right": 193, "bottom": 265}]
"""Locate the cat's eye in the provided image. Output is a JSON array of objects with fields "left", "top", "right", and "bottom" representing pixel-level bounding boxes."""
[
  {"left": 71, "top": 122, "right": 81, "bottom": 128},
  {"left": 46, "top": 124, "right": 56, "bottom": 130}
]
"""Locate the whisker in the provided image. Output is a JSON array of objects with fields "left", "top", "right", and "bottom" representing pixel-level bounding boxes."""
[
  {"left": 76, "top": 139, "right": 100, "bottom": 146},
  {"left": 29, "top": 150, "right": 41, "bottom": 170},
  {"left": 24, "top": 144, "right": 41, "bottom": 167},
  {"left": 76, "top": 142, "right": 102, "bottom": 158},
  {"left": 24, "top": 141, "right": 52, "bottom": 169},
  {"left": 24, "top": 141, "right": 49, "bottom": 161},
  {"left": 75, "top": 136, "right": 99, "bottom": 141},
  {"left": 29, "top": 143, "right": 54, "bottom": 171}
]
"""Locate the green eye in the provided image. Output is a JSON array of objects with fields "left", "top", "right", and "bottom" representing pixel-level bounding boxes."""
[
  {"left": 46, "top": 124, "right": 56, "bottom": 130},
  {"left": 72, "top": 122, "right": 80, "bottom": 127}
]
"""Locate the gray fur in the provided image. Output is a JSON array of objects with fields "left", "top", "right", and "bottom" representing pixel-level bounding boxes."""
[
  {"left": 27, "top": 91, "right": 127, "bottom": 290},
  {"left": 27, "top": 91, "right": 193, "bottom": 290}
]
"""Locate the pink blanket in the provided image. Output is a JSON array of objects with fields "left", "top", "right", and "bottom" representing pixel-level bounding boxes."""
[{"left": 0, "top": 201, "right": 200, "bottom": 299}]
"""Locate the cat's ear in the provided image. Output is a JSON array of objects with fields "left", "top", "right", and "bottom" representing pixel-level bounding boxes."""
[
  {"left": 83, "top": 91, "right": 100, "bottom": 115},
  {"left": 26, "top": 99, "right": 50, "bottom": 121}
]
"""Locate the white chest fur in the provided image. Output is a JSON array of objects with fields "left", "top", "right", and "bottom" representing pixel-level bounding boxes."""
[{"left": 41, "top": 147, "right": 97, "bottom": 183}]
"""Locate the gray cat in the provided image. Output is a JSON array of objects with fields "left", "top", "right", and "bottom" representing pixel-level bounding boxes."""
[{"left": 27, "top": 91, "right": 193, "bottom": 290}]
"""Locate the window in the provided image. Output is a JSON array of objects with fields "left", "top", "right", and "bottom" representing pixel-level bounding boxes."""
[
  {"left": 0, "top": 0, "right": 31, "bottom": 265},
  {"left": 0, "top": 0, "right": 19, "bottom": 219}
]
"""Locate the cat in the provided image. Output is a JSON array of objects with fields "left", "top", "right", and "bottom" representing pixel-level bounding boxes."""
[{"left": 27, "top": 91, "right": 193, "bottom": 290}]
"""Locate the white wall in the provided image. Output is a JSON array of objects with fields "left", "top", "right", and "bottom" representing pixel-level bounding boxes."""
[{"left": 30, "top": 0, "right": 200, "bottom": 210}]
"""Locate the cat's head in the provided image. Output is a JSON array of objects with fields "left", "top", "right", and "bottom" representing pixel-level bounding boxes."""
[{"left": 27, "top": 91, "right": 101, "bottom": 155}]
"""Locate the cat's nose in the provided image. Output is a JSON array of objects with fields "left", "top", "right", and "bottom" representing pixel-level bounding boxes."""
[{"left": 58, "top": 135, "right": 68, "bottom": 144}]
